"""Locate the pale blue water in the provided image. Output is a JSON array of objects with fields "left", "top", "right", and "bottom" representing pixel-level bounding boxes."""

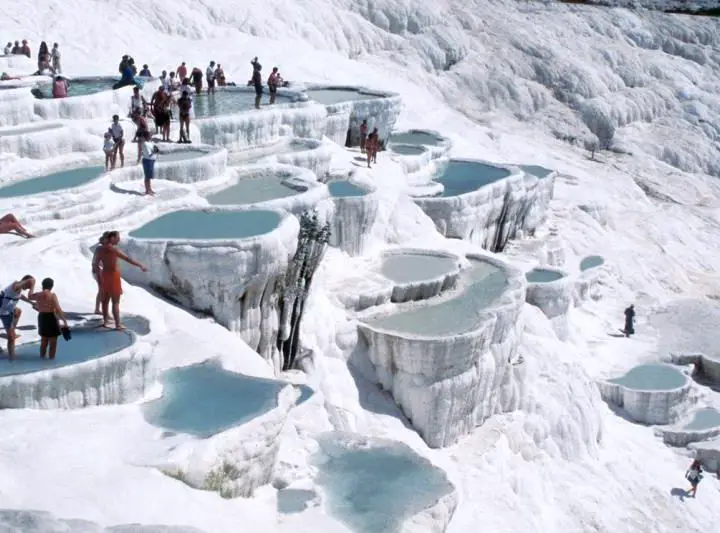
[
  {"left": 157, "top": 150, "right": 206, "bottom": 162},
  {"left": 36, "top": 79, "right": 114, "bottom": 98},
  {"left": 0, "top": 122, "right": 62, "bottom": 137},
  {"left": 608, "top": 363, "right": 687, "bottom": 391},
  {"left": 365, "top": 258, "right": 508, "bottom": 336},
  {"left": 0, "top": 166, "right": 105, "bottom": 198},
  {"left": 381, "top": 253, "right": 457, "bottom": 284},
  {"left": 434, "top": 161, "right": 511, "bottom": 197},
  {"left": 207, "top": 178, "right": 304, "bottom": 206},
  {"left": 277, "top": 489, "right": 317, "bottom": 514},
  {"left": 389, "top": 144, "right": 426, "bottom": 156},
  {"left": 682, "top": 408, "right": 720, "bottom": 430},
  {"left": 129, "top": 209, "right": 281, "bottom": 240},
  {"left": 305, "top": 88, "right": 380, "bottom": 105},
  {"left": 526, "top": 268, "right": 565, "bottom": 283},
  {"left": 519, "top": 164, "right": 554, "bottom": 178},
  {"left": 580, "top": 255, "right": 605, "bottom": 271},
  {"left": 314, "top": 434, "right": 453, "bottom": 533},
  {"left": 329, "top": 180, "right": 368, "bottom": 198},
  {"left": 0, "top": 328, "right": 134, "bottom": 377},
  {"left": 142, "top": 361, "right": 313, "bottom": 438},
  {"left": 389, "top": 130, "right": 442, "bottom": 146},
  {"left": 191, "top": 91, "right": 292, "bottom": 118}
]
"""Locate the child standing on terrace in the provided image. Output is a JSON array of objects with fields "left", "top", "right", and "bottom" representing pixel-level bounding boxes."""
[
  {"left": 29, "top": 278, "right": 68, "bottom": 360},
  {"left": 103, "top": 132, "right": 115, "bottom": 171}
]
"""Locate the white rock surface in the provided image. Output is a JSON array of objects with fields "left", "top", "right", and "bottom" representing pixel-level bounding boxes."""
[
  {"left": 0, "top": 86, "right": 36, "bottom": 126},
  {"left": 0, "top": 509, "right": 206, "bottom": 532},
  {"left": 0, "top": 122, "right": 97, "bottom": 159},
  {"left": 274, "top": 138, "right": 334, "bottom": 177},
  {"left": 328, "top": 181, "right": 380, "bottom": 257},
  {"left": 689, "top": 438, "right": 720, "bottom": 474},
  {"left": 120, "top": 208, "right": 299, "bottom": 373}
]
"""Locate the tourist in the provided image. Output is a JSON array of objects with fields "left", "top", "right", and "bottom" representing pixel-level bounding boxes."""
[
  {"left": 11, "top": 41, "right": 20, "bottom": 54},
  {"left": 159, "top": 70, "right": 168, "bottom": 90},
  {"left": 92, "top": 231, "right": 148, "bottom": 330},
  {"left": 51, "top": 43, "right": 61, "bottom": 74},
  {"left": 206, "top": 61, "right": 216, "bottom": 95},
  {"left": 623, "top": 304, "right": 635, "bottom": 337},
  {"left": 103, "top": 132, "right": 115, "bottom": 171},
  {"left": 267, "top": 67, "right": 282, "bottom": 105},
  {"left": 180, "top": 77, "right": 192, "bottom": 97},
  {"left": 176, "top": 61, "right": 187, "bottom": 82},
  {"left": 0, "top": 213, "right": 34, "bottom": 238},
  {"left": 191, "top": 67, "right": 203, "bottom": 94},
  {"left": 29, "top": 278, "right": 68, "bottom": 360},
  {"left": 129, "top": 86, "right": 148, "bottom": 117},
  {"left": 0, "top": 275, "right": 36, "bottom": 361},
  {"left": 3, "top": 42, "right": 12, "bottom": 55},
  {"left": 109, "top": 115, "right": 125, "bottom": 169},
  {"left": 37, "top": 41, "right": 49, "bottom": 72},
  {"left": 366, "top": 129, "right": 378, "bottom": 168},
  {"left": 177, "top": 90, "right": 192, "bottom": 144},
  {"left": 139, "top": 64, "right": 152, "bottom": 77},
  {"left": 370, "top": 127, "right": 379, "bottom": 163},
  {"left": 249, "top": 59, "right": 263, "bottom": 110},
  {"left": 140, "top": 132, "right": 159, "bottom": 196},
  {"left": 92, "top": 232, "right": 110, "bottom": 314},
  {"left": 150, "top": 86, "right": 172, "bottom": 142},
  {"left": 19, "top": 40, "right": 31, "bottom": 58},
  {"left": 119, "top": 55, "right": 129, "bottom": 73},
  {"left": 215, "top": 64, "right": 226, "bottom": 86},
  {"left": 359, "top": 119, "right": 368, "bottom": 153},
  {"left": 52, "top": 75, "right": 68, "bottom": 98},
  {"left": 686, "top": 459, "right": 703, "bottom": 497},
  {"left": 1, "top": 72, "right": 21, "bottom": 81},
  {"left": 130, "top": 110, "right": 151, "bottom": 162}
]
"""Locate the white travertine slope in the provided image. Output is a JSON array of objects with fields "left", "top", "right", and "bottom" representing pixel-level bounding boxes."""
[{"left": 0, "top": 86, "right": 36, "bottom": 126}]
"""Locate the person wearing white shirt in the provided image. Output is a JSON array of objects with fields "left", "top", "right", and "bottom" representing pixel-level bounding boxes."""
[
  {"left": 3, "top": 43, "right": 12, "bottom": 55},
  {"left": 206, "top": 61, "right": 216, "bottom": 95},
  {"left": 140, "top": 132, "right": 159, "bottom": 196},
  {"left": 109, "top": 115, "right": 125, "bottom": 169},
  {"left": 51, "top": 43, "right": 61, "bottom": 74}
]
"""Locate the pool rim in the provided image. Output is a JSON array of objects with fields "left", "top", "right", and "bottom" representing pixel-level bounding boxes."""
[
  {"left": 299, "top": 83, "right": 400, "bottom": 107},
  {"left": 525, "top": 266, "right": 569, "bottom": 285},
  {"left": 409, "top": 157, "right": 520, "bottom": 200},
  {"left": 603, "top": 362, "right": 690, "bottom": 394}
]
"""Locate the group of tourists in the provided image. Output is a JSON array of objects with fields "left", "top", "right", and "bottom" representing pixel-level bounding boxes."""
[
  {"left": 0, "top": 230, "right": 148, "bottom": 361},
  {"left": 3, "top": 39, "right": 32, "bottom": 58},
  {"left": 104, "top": 114, "right": 159, "bottom": 195},
  {"left": 358, "top": 119, "right": 380, "bottom": 168},
  {"left": 248, "top": 57, "right": 286, "bottom": 109}
]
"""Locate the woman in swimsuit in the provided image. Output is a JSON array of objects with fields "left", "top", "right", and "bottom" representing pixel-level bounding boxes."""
[
  {"left": 92, "top": 232, "right": 110, "bottom": 314},
  {"left": 29, "top": 277, "right": 68, "bottom": 360}
]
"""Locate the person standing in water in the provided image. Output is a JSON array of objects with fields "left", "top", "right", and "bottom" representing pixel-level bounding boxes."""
[
  {"left": 29, "top": 278, "right": 68, "bottom": 360},
  {"left": 623, "top": 304, "right": 635, "bottom": 337},
  {"left": 686, "top": 459, "right": 703, "bottom": 497},
  {"left": 92, "top": 231, "right": 147, "bottom": 330},
  {"left": 191, "top": 67, "right": 203, "bottom": 94},
  {"left": 51, "top": 43, "right": 61, "bottom": 74},
  {"left": 0, "top": 275, "right": 36, "bottom": 360},
  {"left": 249, "top": 58, "right": 263, "bottom": 109},
  {"left": 177, "top": 90, "right": 192, "bottom": 143},
  {"left": 176, "top": 61, "right": 188, "bottom": 82},
  {"left": 205, "top": 61, "right": 216, "bottom": 95},
  {"left": 267, "top": 67, "right": 282, "bottom": 105},
  {"left": 52, "top": 75, "right": 68, "bottom": 98},
  {"left": 92, "top": 232, "right": 110, "bottom": 314}
]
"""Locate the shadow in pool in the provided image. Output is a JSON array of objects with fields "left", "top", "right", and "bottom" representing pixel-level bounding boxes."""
[
  {"left": 0, "top": 327, "right": 135, "bottom": 377},
  {"left": 142, "top": 360, "right": 313, "bottom": 438}
]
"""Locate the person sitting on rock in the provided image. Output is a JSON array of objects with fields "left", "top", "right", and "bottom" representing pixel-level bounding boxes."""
[
  {"left": 3, "top": 42, "right": 12, "bottom": 55},
  {"left": 19, "top": 39, "right": 31, "bottom": 58},
  {"left": 623, "top": 304, "right": 635, "bottom": 337},
  {"left": 11, "top": 41, "right": 20, "bottom": 54},
  {"left": 0, "top": 72, "right": 20, "bottom": 81}
]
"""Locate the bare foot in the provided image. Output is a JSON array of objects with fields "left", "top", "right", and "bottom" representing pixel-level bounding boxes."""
[
  {"left": 114, "top": 324, "right": 127, "bottom": 331},
  {"left": 93, "top": 309, "right": 102, "bottom": 315},
  {"left": 100, "top": 323, "right": 113, "bottom": 329}
]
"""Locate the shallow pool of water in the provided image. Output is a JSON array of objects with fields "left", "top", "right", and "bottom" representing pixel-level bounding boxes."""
[
  {"left": 682, "top": 408, "right": 720, "bottom": 430},
  {"left": 519, "top": 164, "right": 554, "bottom": 179},
  {"left": 206, "top": 178, "right": 303, "bottom": 205},
  {"left": 0, "top": 328, "right": 135, "bottom": 377},
  {"left": 36, "top": 79, "right": 115, "bottom": 98},
  {"left": 389, "top": 144, "right": 426, "bottom": 156},
  {"left": 157, "top": 150, "right": 208, "bottom": 162},
  {"left": 314, "top": 435, "right": 453, "bottom": 533},
  {"left": 381, "top": 253, "right": 457, "bottom": 284},
  {"left": 328, "top": 180, "right": 368, "bottom": 198},
  {"left": 143, "top": 361, "right": 312, "bottom": 437},
  {"left": 608, "top": 363, "right": 687, "bottom": 391},
  {"left": 129, "top": 209, "right": 281, "bottom": 240},
  {"left": 580, "top": 255, "right": 605, "bottom": 271},
  {"left": 526, "top": 268, "right": 565, "bottom": 283},
  {"left": 0, "top": 166, "right": 105, "bottom": 198},
  {"left": 190, "top": 91, "right": 292, "bottom": 118},
  {"left": 434, "top": 161, "right": 511, "bottom": 197},
  {"left": 389, "top": 130, "right": 442, "bottom": 146},
  {"left": 305, "top": 88, "right": 380, "bottom": 105},
  {"left": 0, "top": 122, "right": 63, "bottom": 137},
  {"left": 365, "top": 258, "right": 507, "bottom": 336}
]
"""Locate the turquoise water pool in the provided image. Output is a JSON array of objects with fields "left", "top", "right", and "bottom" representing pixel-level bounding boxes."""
[
  {"left": 365, "top": 258, "right": 507, "bottom": 336},
  {"left": 36, "top": 79, "right": 115, "bottom": 98},
  {"left": 519, "top": 165, "right": 554, "bottom": 178},
  {"left": 190, "top": 90, "right": 292, "bottom": 118},
  {"left": 0, "top": 327, "right": 134, "bottom": 377},
  {"left": 580, "top": 255, "right": 605, "bottom": 271},
  {"left": 206, "top": 178, "right": 304, "bottom": 206},
  {"left": 682, "top": 408, "right": 720, "bottom": 430},
  {"left": 434, "top": 161, "right": 511, "bottom": 197},
  {"left": 0, "top": 166, "right": 105, "bottom": 198},
  {"left": 129, "top": 209, "right": 281, "bottom": 240},
  {"left": 305, "top": 88, "right": 380, "bottom": 105},
  {"left": 143, "top": 361, "right": 312, "bottom": 438},
  {"left": 328, "top": 180, "right": 367, "bottom": 198},
  {"left": 389, "top": 144, "right": 426, "bottom": 156},
  {"left": 389, "top": 130, "right": 442, "bottom": 146},
  {"left": 608, "top": 363, "right": 687, "bottom": 391},
  {"left": 314, "top": 434, "right": 453, "bottom": 533},
  {"left": 380, "top": 253, "right": 457, "bottom": 284},
  {"left": 526, "top": 268, "right": 565, "bottom": 283}
]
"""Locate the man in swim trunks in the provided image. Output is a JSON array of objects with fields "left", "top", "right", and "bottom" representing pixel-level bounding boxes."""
[
  {"left": 0, "top": 275, "right": 36, "bottom": 360},
  {"left": 92, "top": 231, "right": 147, "bottom": 330}
]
